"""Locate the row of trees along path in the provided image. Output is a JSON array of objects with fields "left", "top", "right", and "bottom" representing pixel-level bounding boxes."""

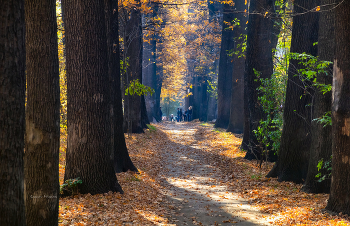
[{"left": 2, "top": 0, "right": 350, "bottom": 225}]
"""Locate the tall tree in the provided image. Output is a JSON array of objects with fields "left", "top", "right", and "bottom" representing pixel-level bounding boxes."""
[
  {"left": 267, "top": 0, "right": 319, "bottom": 183},
  {"left": 303, "top": 0, "right": 337, "bottom": 194},
  {"left": 226, "top": 0, "right": 248, "bottom": 134},
  {"left": 143, "top": 3, "right": 161, "bottom": 122},
  {"left": 24, "top": 0, "right": 60, "bottom": 224},
  {"left": 62, "top": 0, "right": 123, "bottom": 194},
  {"left": 0, "top": 1, "right": 26, "bottom": 225},
  {"left": 105, "top": 0, "right": 138, "bottom": 173},
  {"left": 326, "top": 0, "right": 350, "bottom": 215},
  {"left": 244, "top": 0, "right": 279, "bottom": 160},
  {"left": 215, "top": 3, "right": 235, "bottom": 129},
  {"left": 206, "top": 0, "right": 220, "bottom": 122},
  {"left": 123, "top": 0, "right": 146, "bottom": 133}
]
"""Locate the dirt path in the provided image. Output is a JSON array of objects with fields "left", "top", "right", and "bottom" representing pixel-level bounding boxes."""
[{"left": 156, "top": 122, "right": 270, "bottom": 226}]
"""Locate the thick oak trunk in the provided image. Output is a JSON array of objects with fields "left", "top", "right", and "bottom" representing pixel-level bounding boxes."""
[
  {"left": 143, "top": 4, "right": 159, "bottom": 122},
  {"left": 244, "top": 0, "right": 278, "bottom": 160},
  {"left": 105, "top": 0, "right": 138, "bottom": 173},
  {"left": 62, "top": 0, "right": 122, "bottom": 194},
  {"left": 226, "top": 0, "right": 247, "bottom": 134},
  {"left": 215, "top": 3, "right": 234, "bottom": 129},
  {"left": 0, "top": 1, "right": 26, "bottom": 225},
  {"left": 123, "top": 1, "right": 145, "bottom": 133},
  {"left": 303, "top": 0, "right": 336, "bottom": 194},
  {"left": 24, "top": 0, "right": 60, "bottom": 224},
  {"left": 267, "top": 0, "right": 319, "bottom": 183},
  {"left": 326, "top": 0, "right": 350, "bottom": 214}
]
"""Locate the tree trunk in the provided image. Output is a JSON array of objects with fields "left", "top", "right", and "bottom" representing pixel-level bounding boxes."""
[
  {"left": 123, "top": 1, "right": 145, "bottom": 133},
  {"left": 105, "top": 0, "right": 138, "bottom": 173},
  {"left": 143, "top": 4, "right": 159, "bottom": 123},
  {"left": 24, "top": 0, "right": 60, "bottom": 224},
  {"left": 303, "top": 0, "right": 336, "bottom": 194},
  {"left": 326, "top": 0, "right": 350, "bottom": 214},
  {"left": 215, "top": 3, "right": 234, "bottom": 129},
  {"left": 244, "top": 0, "right": 278, "bottom": 160},
  {"left": 141, "top": 95, "right": 150, "bottom": 127},
  {"left": 266, "top": 0, "right": 319, "bottom": 183},
  {"left": 62, "top": 0, "right": 123, "bottom": 194},
  {"left": 207, "top": 94, "right": 217, "bottom": 121},
  {"left": 0, "top": 1, "right": 26, "bottom": 225},
  {"left": 241, "top": 70, "right": 250, "bottom": 151},
  {"left": 226, "top": 0, "right": 247, "bottom": 134}
]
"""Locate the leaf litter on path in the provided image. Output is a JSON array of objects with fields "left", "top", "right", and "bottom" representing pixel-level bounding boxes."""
[{"left": 59, "top": 122, "right": 350, "bottom": 225}]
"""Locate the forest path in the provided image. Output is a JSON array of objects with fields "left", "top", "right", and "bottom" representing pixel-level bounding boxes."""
[{"left": 156, "top": 122, "right": 270, "bottom": 226}]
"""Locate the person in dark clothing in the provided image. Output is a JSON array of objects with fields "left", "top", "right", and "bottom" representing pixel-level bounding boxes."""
[
  {"left": 176, "top": 108, "right": 180, "bottom": 122},
  {"left": 159, "top": 107, "right": 163, "bottom": 121},
  {"left": 184, "top": 109, "right": 188, "bottom": 121},
  {"left": 188, "top": 106, "right": 192, "bottom": 121},
  {"left": 179, "top": 109, "right": 183, "bottom": 122}
]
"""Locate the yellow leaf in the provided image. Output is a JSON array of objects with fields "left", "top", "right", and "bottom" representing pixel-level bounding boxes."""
[{"left": 316, "top": 6, "right": 320, "bottom": 11}]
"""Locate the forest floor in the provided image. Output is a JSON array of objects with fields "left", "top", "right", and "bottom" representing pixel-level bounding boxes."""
[{"left": 59, "top": 121, "right": 350, "bottom": 225}]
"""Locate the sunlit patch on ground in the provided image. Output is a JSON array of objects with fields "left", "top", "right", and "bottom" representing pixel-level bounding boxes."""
[{"left": 58, "top": 121, "right": 350, "bottom": 225}]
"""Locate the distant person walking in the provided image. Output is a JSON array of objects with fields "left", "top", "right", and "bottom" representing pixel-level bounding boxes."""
[
  {"left": 176, "top": 108, "right": 180, "bottom": 122},
  {"left": 188, "top": 106, "right": 192, "bottom": 121},
  {"left": 180, "top": 109, "right": 183, "bottom": 122},
  {"left": 184, "top": 109, "right": 188, "bottom": 121}
]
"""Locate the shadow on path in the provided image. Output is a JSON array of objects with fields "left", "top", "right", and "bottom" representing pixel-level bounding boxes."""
[{"left": 155, "top": 122, "right": 271, "bottom": 226}]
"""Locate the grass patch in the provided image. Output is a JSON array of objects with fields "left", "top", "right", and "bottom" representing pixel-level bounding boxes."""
[
  {"left": 213, "top": 127, "right": 226, "bottom": 133},
  {"left": 147, "top": 124, "right": 157, "bottom": 132},
  {"left": 200, "top": 122, "right": 212, "bottom": 127},
  {"left": 126, "top": 175, "right": 142, "bottom": 182}
]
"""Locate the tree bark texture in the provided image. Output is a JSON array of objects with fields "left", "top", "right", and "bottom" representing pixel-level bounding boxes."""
[
  {"left": 123, "top": 1, "right": 145, "bottom": 133},
  {"left": 192, "top": 75, "right": 209, "bottom": 122},
  {"left": 227, "top": 0, "right": 248, "bottom": 134},
  {"left": 24, "top": 0, "right": 60, "bottom": 225},
  {"left": 0, "top": 1, "right": 26, "bottom": 225},
  {"left": 267, "top": 0, "right": 319, "bottom": 183},
  {"left": 206, "top": 0, "right": 220, "bottom": 122},
  {"left": 62, "top": 0, "right": 123, "bottom": 194},
  {"left": 303, "top": 0, "right": 336, "bottom": 194},
  {"left": 326, "top": 0, "right": 350, "bottom": 214},
  {"left": 155, "top": 39, "right": 163, "bottom": 121},
  {"left": 143, "top": 39, "right": 157, "bottom": 123},
  {"left": 244, "top": 0, "right": 278, "bottom": 160},
  {"left": 105, "top": 0, "right": 138, "bottom": 173},
  {"left": 215, "top": 3, "right": 235, "bottom": 129},
  {"left": 207, "top": 93, "right": 217, "bottom": 121},
  {"left": 143, "top": 3, "right": 159, "bottom": 123}
]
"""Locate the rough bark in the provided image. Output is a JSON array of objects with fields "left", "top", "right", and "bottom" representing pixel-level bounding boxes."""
[
  {"left": 207, "top": 94, "right": 217, "bottom": 121},
  {"left": 62, "top": 0, "right": 123, "bottom": 194},
  {"left": 303, "top": 0, "right": 336, "bottom": 194},
  {"left": 244, "top": 0, "right": 278, "bottom": 160},
  {"left": 267, "top": 0, "right": 319, "bottom": 183},
  {"left": 143, "top": 3, "right": 158, "bottom": 122},
  {"left": 241, "top": 70, "right": 250, "bottom": 151},
  {"left": 0, "top": 1, "right": 26, "bottom": 225},
  {"left": 105, "top": 0, "right": 138, "bottom": 173},
  {"left": 215, "top": 3, "right": 234, "bottom": 129},
  {"left": 226, "top": 0, "right": 247, "bottom": 134},
  {"left": 24, "top": 0, "right": 60, "bottom": 224},
  {"left": 192, "top": 75, "right": 209, "bottom": 121},
  {"left": 155, "top": 39, "right": 163, "bottom": 121},
  {"left": 326, "top": 0, "right": 350, "bottom": 214},
  {"left": 141, "top": 95, "right": 150, "bottom": 127},
  {"left": 123, "top": 1, "right": 145, "bottom": 133}
]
